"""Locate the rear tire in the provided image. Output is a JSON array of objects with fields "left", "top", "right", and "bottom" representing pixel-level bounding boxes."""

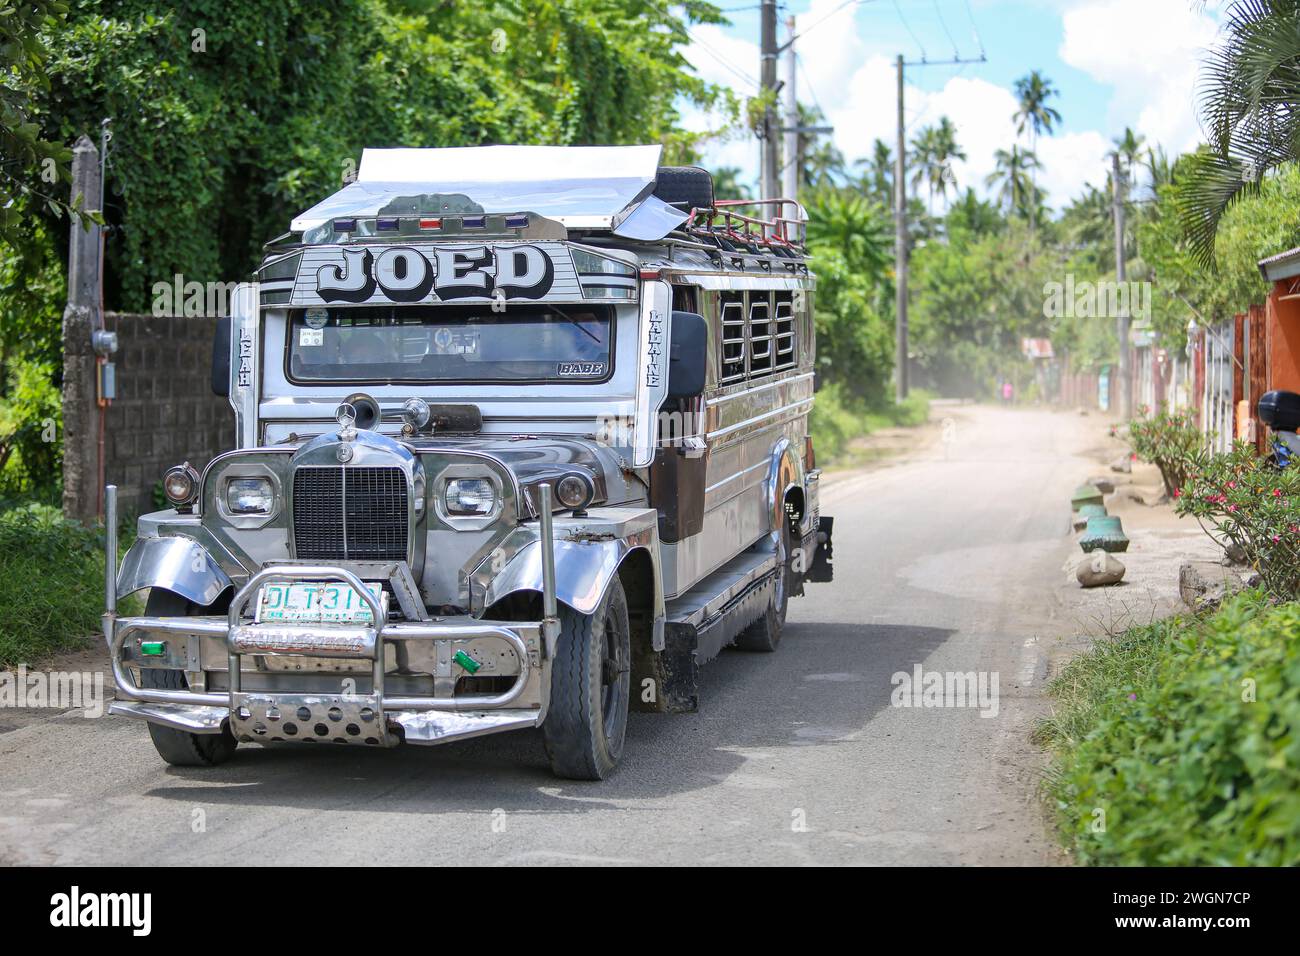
[
  {"left": 138, "top": 591, "right": 238, "bottom": 768},
  {"left": 734, "top": 518, "right": 793, "bottom": 653},
  {"left": 542, "top": 578, "right": 631, "bottom": 780}
]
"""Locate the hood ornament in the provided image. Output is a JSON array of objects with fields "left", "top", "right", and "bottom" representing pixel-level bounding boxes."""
[{"left": 335, "top": 402, "right": 358, "bottom": 443}]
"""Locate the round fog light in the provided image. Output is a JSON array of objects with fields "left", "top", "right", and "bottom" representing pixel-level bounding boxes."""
[
  {"left": 163, "top": 462, "right": 199, "bottom": 507},
  {"left": 555, "top": 473, "right": 594, "bottom": 510}
]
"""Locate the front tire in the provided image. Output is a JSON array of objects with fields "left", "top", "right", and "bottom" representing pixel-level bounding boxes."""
[
  {"left": 138, "top": 591, "right": 238, "bottom": 767},
  {"left": 542, "top": 578, "right": 631, "bottom": 780}
]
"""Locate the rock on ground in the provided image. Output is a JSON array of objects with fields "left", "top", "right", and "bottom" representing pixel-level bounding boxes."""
[
  {"left": 1077, "top": 552, "right": 1126, "bottom": 587},
  {"left": 1110, "top": 455, "right": 1132, "bottom": 473},
  {"left": 1179, "top": 560, "right": 1246, "bottom": 609}
]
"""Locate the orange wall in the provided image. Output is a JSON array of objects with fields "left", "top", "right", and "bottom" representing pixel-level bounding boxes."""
[{"left": 1266, "top": 287, "right": 1300, "bottom": 394}]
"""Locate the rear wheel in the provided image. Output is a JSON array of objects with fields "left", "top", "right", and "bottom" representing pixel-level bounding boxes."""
[
  {"left": 138, "top": 591, "right": 238, "bottom": 767},
  {"left": 734, "top": 517, "right": 793, "bottom": 653},
  {"left": 542, "top": 578, "right": 631, "bottom": 780}
]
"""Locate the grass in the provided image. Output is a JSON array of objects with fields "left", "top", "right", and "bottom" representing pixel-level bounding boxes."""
[
  {"left": 809, "top": 381, "right": 931, "bottom": 466},
  {"left": 0, "top": 503, "right": 112, "bottom": 667},
  {"left": 1036, "top": 591, "right": 1300, "bottom": 865}
]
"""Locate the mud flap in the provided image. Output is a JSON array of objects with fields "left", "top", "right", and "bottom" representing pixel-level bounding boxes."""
[
  {"left": 807, "top": 516, "right": 834, "bottom": 583},
  {"left": 631, "top": 623, "right": 699, "bottom": 714}
]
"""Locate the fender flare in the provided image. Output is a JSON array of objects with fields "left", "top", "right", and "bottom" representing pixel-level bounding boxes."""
[
  {"left": 481, "top": 530, "right": 665, "bottom": 623},
  {"left": 116, "top": 535, "right": 233, "bottom": 606},
  {"left": 766, "top": 437, "right": 805, "bottom": 534}
]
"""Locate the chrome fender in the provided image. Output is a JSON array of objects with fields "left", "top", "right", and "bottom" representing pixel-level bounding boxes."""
[
  {"left": 116, "top": 535, "right": 233, "bottom": 606},
  {"left": 479, "top": 513, "right": 665, "bottom": 641},
  {"left": 766, "top": 437, "right": 805, "bottom": 534}
]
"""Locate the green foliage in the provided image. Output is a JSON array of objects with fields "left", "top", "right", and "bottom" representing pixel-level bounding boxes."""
[
  {"left": 1039, "top": 591, "right": 1300, "bottom": 865},
  {"left": 803, "top": 189, "right": 895, "bottom": 408},
  {"left": 13, "top": 0, "right": 727, "bottom": 314},
  {"left": 1, "top": 0, "right": 731, "bottom": 494},
  {"left": 0, "top": 503, "right": 104, "bottom": 665},
  {"left": 1176, "top": 441, "right": 1300, "bottom": 599},
  {"left": 1126, "top": 404, "right": 1201, "bottom": 497},
  {"left": 1175, "top": 0, "right": 1300, "bottom": 265},
  {"left": 0, "top": 0, "right": 83, "bottom": 244},
  {"left": 0, "top": 359, "right": 62, "bottom": 496},
  {"left": 909, "top": 219, "right": 1054, "bottom": 397},
  {"left": 1141, "top": 158, "right": 1300, "bottom": 343}
]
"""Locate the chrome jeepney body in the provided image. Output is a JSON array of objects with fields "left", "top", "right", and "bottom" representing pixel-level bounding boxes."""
[{"left": 104, "top": 145, "right": 831, "bottom": 771}]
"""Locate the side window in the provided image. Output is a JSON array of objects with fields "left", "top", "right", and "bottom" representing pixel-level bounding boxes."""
[
  {"left": 773, "top": 290, "right": 797, "bottom": 370},
  {"left": 720, "top": 291, "right": 746, "bottom": 384},
  {"left": 749, "top": 292, "right": 772, "bottom": 377}
]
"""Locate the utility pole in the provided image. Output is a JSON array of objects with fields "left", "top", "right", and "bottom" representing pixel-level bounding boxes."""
[
  {"left": 1113, "top": 151, "right": 1132, "bottom": 420},
  {"left": 62, "top": 135, "right": 102, "bottom": 525},
  {"left": 782, "top": 14, "right": 799, "bottom": 203},
  {"left": 760, "top": 0, "right": 779, "bottom": 201},
  {"left": 892, "top": 52, "right": 986, "bottom": 403},
  {"left": 894, "top": 54, "right": 908, "bottom": 401}
]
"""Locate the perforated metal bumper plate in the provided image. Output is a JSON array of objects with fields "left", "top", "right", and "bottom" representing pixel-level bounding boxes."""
[{"left": 229, "top": 692, "right": 396, "bottom": 747}]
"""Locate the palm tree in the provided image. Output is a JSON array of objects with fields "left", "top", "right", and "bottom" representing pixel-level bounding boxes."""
[
  {"left": 854, "top": 138, "right": 893, "bottom": 206},
  {"left": 803, "top": 189, "right": 892, "bottom": 282},
  {"left": 1012, "top": 70, "right": 1061, "bottom": 230},
  {"left": 985, "top": 145, "right": 1042, "bottom": 218},
  {"left": 909, "top": 118, "right": 966, "bottom": 215},
  {"left": 1178, "top": 0, "right": 1300, "bottom": 263}
]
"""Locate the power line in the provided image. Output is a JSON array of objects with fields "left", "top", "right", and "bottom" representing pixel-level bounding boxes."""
[
  {"left": 961, "top": 0, "right": 986, "bottom": 59},
  {"left": 933, "top": 0, "right": 960, "bottom": 59},
  {"left": 687, "top": 28, "right": 761, "bottom": 90},
  {"left": 792, "top": 0, "right": 880, "bottom": 44},
  {"left": 892, "top": 0, "right": 926, "bottom": 60},
  {"left": 795, "top": 52, "right": 826, "bottom": 120}
]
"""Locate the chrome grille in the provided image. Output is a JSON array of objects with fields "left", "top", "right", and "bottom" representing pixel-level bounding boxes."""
[{"left": 293, "top": 466, "right": 408, "bottom": 561}]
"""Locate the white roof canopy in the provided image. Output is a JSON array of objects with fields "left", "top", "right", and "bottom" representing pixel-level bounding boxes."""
[{"left": 292, "top": 144, "right": 664, "bottom": 232}]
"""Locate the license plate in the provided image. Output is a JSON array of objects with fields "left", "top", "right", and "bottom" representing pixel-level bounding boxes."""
[{"left": 255, "top": 582, "right": 387, "bottom": 625}]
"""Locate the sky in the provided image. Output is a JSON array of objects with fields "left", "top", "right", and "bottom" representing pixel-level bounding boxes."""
[{"left": 682, "top": 0, "right": 1222, "bottom": 211}]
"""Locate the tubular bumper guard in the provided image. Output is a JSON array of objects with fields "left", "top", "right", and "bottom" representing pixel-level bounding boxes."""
[{"left": 102, "top": 485, "right": 564, "bottom": 747}]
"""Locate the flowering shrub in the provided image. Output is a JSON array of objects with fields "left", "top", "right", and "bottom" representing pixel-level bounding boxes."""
[
  {"left": 1175, "top": 442, "right": 1300, "bottom": 598},
  {"left": 1127, "top": 405, "right": 1202, "bottom": 498}
]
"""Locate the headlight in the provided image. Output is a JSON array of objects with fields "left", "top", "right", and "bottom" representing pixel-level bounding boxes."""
[
  {"left": 445, "top": 478, "right": 496, "bottom": 516},
  {"left": 226, "top": 477, "right": 275, "bottom": 515},
  {"left": 163, "top": 463, "right": 200, "bottom": 509}
]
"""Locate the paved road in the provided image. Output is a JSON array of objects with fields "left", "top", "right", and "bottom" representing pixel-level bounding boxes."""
[{"left": 1, "top": 404, "right": 1096, "bottom": 865}]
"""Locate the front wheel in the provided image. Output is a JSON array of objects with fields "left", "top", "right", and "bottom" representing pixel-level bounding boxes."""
[
  {"left": 542, "top": 578, "right": 631, "bottom": 780},
  {"left": 138, "top": 590, "right": 238, "bottom": 767}
]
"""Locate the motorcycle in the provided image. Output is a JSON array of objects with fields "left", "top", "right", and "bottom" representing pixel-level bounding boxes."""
[{"left": 1258, "top": 389, "right": 1300, "bottom": 467}]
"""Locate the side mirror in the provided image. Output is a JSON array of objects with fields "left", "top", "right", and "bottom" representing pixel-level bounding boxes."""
[
  {"left": 211, "top": 315, "right": 231, "bottom": 398},
  {"left": 667, "top": 311, "right": 707, "bottom": 399}
]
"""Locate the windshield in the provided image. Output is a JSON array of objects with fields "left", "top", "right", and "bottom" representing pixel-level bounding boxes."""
[{"left": 286, "top": 304, "right": 613, "bottom": 384}]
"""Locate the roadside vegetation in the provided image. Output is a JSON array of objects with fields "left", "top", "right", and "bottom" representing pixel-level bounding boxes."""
[
  {"left": 0, "top": 503, "right": 107, "bottom": 666},
  {"left": 1037, "top": 592, "right": 1300, "bottom": 866}
]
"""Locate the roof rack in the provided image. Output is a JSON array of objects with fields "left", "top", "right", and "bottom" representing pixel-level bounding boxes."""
[{"left": 683, "top": 197, "right": 808, "bottom": 253}]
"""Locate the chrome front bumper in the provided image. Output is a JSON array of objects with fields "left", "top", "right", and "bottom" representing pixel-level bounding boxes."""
[{"left": 102, "top": 485, "right": 563, "bottom": 747}]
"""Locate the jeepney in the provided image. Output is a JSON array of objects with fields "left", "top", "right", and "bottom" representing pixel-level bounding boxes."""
[{"left": 104, "top": 145, "right": 833, "bottom": 780}]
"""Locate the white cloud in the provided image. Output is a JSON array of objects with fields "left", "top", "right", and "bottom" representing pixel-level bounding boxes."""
[{"left": 1059, "top": 0, "right": 1217, "bottom": 155}]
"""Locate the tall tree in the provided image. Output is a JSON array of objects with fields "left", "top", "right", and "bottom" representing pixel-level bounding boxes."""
[
  {"left": 909, "top": 117, "right": 965, "bottom": 216},
  {"left": 986, "top": 146, "right": 1042, "bottom": 218},
  {"left": 1012, "top": 70, "right": 1061, "bottom": 231},
  {"left": 855, "top": 138, "right": 893, "bottom": 206},
  {"left": 1177, "top": 0, "right": 1300, "bottom": 263}
]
